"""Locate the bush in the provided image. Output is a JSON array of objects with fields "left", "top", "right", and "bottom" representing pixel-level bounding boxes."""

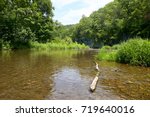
[
  {"left": 2, "top": 41, "right": 11, "bottom": 50},
  {"left": 0, "top": 40, "right": 2, "bottom": 50},
  {"left": 30, "top": 38, "right": 89, "bottom": 50},
  {"left": 97, "top": 38, "right": 150, "bottom": 67},
  {"left": 116, "top": 38, "right": 150, "bottom": 67},
  {"left": 97, "top": 45, "right": 117, "bottom": 61}
]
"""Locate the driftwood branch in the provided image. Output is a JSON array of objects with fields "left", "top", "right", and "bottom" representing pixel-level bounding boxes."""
[
  {"left": 95, "top": 62, "right": 100, "bottom": 72},
  {"left": 90, "top": 62, "right": 100, "bottom": 92},
  {"left": 90, "top": 72, "right": 100, "bottom": 92}
]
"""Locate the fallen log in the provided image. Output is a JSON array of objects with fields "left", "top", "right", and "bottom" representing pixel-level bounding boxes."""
[
  {"left": 90, "top": 62, "right": 100, "bottom": 92},
  {"left": 90, "top": 72, "right": 100, "bottom": 92},
  {"left": 95, "top": 62, "right": 100, "bottom": 72}
]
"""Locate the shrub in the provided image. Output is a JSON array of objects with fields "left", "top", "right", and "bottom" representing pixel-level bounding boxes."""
[
  {"left": 30, "top": 38, "right": 88, "bottom": 50},
  {"left": 97, "top": 38, "right": 150, "bottom": 67},
  {"left": 116, "top": 38, "right": 150, "bottom": 67},
  {"left": 97, "top": 45, "right": 117, "bottom": 61}
]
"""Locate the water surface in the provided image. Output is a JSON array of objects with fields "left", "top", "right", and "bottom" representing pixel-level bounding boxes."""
[{"left": 0, "top": 50, "right": 149, "bottom": 99}]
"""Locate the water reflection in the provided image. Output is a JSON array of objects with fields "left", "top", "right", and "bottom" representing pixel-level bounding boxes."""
[{"left": 0, "top": 50, "right": 149, "bottom": 99}]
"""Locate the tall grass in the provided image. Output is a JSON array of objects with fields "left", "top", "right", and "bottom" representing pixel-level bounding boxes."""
[
  {"left": 97, "top": 38, "right": 150, "bottom": 67},
  {"left": 0, "top": 37, "right": 88, "bottom": 50},
  {"left": 97, "top": 45, "right": 118, "bottom": 61},
  {"left": 116, "top": 38, "right": 150, "bottom": 67},
  {"left": 30, "top": 41, "right": 88, "bottom": 50}
]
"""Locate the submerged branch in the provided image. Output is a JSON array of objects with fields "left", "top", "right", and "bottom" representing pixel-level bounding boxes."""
[{"left": 90, "top": 62, "right": 100, "bottom": 92}]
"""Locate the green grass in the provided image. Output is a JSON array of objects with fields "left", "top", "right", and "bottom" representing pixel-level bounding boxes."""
[
  {"left": 116, "top": 38, "right": 150, "bottom": 67},
  {"left": 97, "top": 38, "right": 150, "bottom": 67},
  {"left": 0, "top": 37, "right": 89, "bottom": 50},
  {"left": 97, "top": 45, "right": 118, "bottom": 61},
  {"left": 30, "top": 41, "right": 88, "bottom": 50}
]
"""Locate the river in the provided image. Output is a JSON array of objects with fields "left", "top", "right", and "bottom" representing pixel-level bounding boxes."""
[{"left": 0, "top": 50, "right": 149, "bottom": 99}]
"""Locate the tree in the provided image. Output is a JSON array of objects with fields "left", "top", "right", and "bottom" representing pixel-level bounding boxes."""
[
  {"left": 73, "top": 0, "right": 150, "bottom": 47},
  {"left": 0, "top": 0, "right": 54, "bottom": 49}
]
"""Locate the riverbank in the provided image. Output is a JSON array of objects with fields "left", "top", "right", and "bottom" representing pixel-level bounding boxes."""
[
  {"left": 0, "top": 38, "right": 88, "bottom": 50},
  {"left": 30, "top": 41, "right": 88, "bottom": 50},
  {"left": 97, "top": 38, "right": 150, "bottom": 67}
]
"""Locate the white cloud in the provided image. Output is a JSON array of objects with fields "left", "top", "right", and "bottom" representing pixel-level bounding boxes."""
[
  {"left": 52, "top": 0, "right": 114, "bottom": 25},
  {"left": 60, "top": 6, "right": 96, "bottom": 25},
  {"left": 51, "top": 0, "right": 79, "bottom": 8}
]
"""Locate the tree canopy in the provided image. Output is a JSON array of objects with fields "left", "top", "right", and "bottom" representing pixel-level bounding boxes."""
[
  {"left": 0, "top": 0, "right": 54, "bottom": 49},
  {"left": 72, "top": 0, "right": 150, "bottom": 48},
  {"left": 0, "top": 0, "right": 150, "bottom": 49}
]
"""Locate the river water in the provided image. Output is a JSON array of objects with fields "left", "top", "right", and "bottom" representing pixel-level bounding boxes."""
[{"left": 0, "top": 50, "right": 149, "bottom": 99}]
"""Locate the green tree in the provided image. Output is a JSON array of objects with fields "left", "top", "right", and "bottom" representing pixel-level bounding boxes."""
[
  {"left": 73, "top": 0, "right": 150, "bottom": 47},
  {"left": 0, "top": 0, "right": 54, "bottom": 49}
]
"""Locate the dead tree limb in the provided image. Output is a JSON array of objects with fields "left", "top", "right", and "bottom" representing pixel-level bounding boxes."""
[
  {"left": 95, "top": 62, "right": 100, "bottom": 71},
  {"left": 90, "top": 72, "right": 100, "bottom": 92},
  {"left": 90, "top": 62, "right": 100, "bottom": 92}
]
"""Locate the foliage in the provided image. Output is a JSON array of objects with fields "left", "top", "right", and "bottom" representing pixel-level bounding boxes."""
[
  {"left": 73, "top": 0, "right": 150, "bottom": 47},
  {"left": 1, "top": 0, "right": 150, "bottom": 50},
  {"left": 72, "top": 16, "right": 94, "bottom": 47},
  {"left": 53, "top": 21, "right": 75, "bottom": 39},
  {"left": 116, "top": 38, "right": 150, "bottom": 67},
  {"left": 97, "top": 38, "right": 150, "bottom": 67},
  {"left": 97, "top": 46, "right": 117, "bottom": 61},
  {"left": 30, "top": 37, "right": 88, "bottom": 50},
  {"left": 0, "top": 0, "right": 54, "bottom": 49}
]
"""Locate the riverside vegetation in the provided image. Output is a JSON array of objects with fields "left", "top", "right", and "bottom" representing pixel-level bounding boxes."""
[
  {"left": 30, "top": 37, "right": 88, "bottom": 50},
  {"left": 0, "top": 0, "right": 87, "bottom": 50},
  {"left": 97, "top": 38, "right": 150, "bottom": 67},
  {"left": 0, "top": 0, "right": 150, "bottom": 66},
  {"left": 0, "top": 0, "right": 150, "bottom": 100}
]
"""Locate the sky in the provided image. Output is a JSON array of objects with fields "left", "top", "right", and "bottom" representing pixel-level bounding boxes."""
[{"left": 51, "top": 0, "right": 114, "bottom": 25}]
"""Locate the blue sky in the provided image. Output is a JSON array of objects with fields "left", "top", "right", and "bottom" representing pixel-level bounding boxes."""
[{"left": 51, "top": 0, "right": 114, "bottom": 25}]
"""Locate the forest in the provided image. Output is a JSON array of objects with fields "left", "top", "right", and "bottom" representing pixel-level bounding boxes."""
[
  {"left": 72, "top": 0, "right": 150, "bottom": 48},
  {"left": 0, "top": 0, "right": 54, "bottom": 49},
  {"left": 0, "top": 0, "right": 150, "bottom": 49}
]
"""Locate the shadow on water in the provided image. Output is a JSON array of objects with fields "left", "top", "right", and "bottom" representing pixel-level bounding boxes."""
[{"left": 0, "top": 50, "right": 149, "bottom": 99}]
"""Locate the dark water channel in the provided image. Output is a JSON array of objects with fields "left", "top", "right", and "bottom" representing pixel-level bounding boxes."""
[{"left": 0, "top": 50, "right": 150, "bottom": 99}]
